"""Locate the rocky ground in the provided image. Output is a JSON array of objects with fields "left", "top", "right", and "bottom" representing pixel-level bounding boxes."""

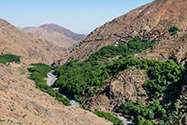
[{"left": 0, "top": 63, "right": 112, "bottom": 125}]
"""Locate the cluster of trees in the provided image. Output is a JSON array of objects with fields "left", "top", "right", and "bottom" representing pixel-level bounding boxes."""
[
  {"left": 142, "top": 59, "right": 185, "bottom": 100},
  {"left": 88, "top": 36, "right": 155, "bottom": 63},
  {"left": 54, "top": 37, "right": 155, "bottom": 100},
  {"left": 0, "top": 54, "right": 21, "bottom": 64},
  {"left": 28, "top": 63, "right": 70, "bottom": 106},
  {"left": 118, "top": 100, "right": 166, "bottom": 125},
  {"left": 94, "top": 111, "right": 123, "bottom": 125},
  {"left": 54, "top": 55, "right": 140, "bottom": 100},
  {"left": 25, "top": 34, "right": 186, "bottom": 124},
  {"left": 118, "top": 58, "right": 185, "bottom": 124}
]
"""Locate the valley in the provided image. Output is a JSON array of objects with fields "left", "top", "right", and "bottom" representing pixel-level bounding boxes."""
[{"left": 0, "top": 0, "right": 187, "bottom": 124}]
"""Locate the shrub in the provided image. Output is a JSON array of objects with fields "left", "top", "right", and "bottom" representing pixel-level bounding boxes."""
[
  {"left": 0, "top": 54, "right": 21, "bottom": 64},
  {"left": 169, "top": 26, "right": 179, "bottom": 32},
  {"left": 94, "top": 111, "right": 123, "bottom": 125},
  {"left": 169, "top": 26, "right": 179, "bottom": 35}
]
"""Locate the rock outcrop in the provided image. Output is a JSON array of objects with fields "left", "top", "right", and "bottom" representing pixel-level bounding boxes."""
[{"left": 83, "top": 68, "right": 148, "bottom": 113}]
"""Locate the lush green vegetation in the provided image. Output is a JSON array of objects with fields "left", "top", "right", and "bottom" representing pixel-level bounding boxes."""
[
  {"left": 28, "top": 63, "right": 70, "bottom": 106},
  {"left": 0, "top": 54, "right": 21, "bottom": 64},
  {"left": 52, "top": 35, "right": 186, "bottom": 124},
  {"left": 118, "top": 58, "right": 186, "bottom": 124},
  {"left": 24, "top": 34, "right": 187, "bottom": 124},
  {"left": 118, "top": 100, "right": 165, "bottom": 125},
  {"left": 54, "top": 37, "right": 155, "bottom": 100},
  {"left": 88, "top": 36, "right": 154, "bottom": 63},
  {"left": 94, "top": 111, "right": 123, "bottom": 125}
]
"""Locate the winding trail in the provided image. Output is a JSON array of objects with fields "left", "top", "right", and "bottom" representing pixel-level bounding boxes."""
[{"left": 45, "top": 70, "right": 79, "bottom": 107}]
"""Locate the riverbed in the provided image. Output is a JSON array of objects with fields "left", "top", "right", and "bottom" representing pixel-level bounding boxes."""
[
  {"left": 45, "top": 70, "right": 134, "bottom": 125},
  {"left": 45, "top": 70, "right": 79, "bottom": 107}
]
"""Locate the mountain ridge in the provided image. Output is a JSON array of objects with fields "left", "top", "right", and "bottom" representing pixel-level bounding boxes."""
[
  {"left": 40, "top": 24, "right": 86, "bottom": 41},
  {"left": 56, "top": 0, "right": 187, "bottom": 66},
  {"left": 21, "top": 27, "right": 77, "bottom": 49}
]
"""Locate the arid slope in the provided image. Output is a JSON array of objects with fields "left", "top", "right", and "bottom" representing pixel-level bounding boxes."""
[
  {"left": 0, "top": 63, "right": 112, "bottom": 125},
  {"left": 0, "top": 19, "right": 68, "bottom": 65},
  {"left": 40, "top": 24, "right": 85, "bottom": 41},
  {"left": 57, "top": 0, "right": 187, "bottom": 65},
  {"left": 22, "top": 27, "right": 77, "bottom": 49}
]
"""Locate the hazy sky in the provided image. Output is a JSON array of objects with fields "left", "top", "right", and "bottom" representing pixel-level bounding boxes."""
[{"left": 0, "top": 0, "right": 153, "bottom": 34}]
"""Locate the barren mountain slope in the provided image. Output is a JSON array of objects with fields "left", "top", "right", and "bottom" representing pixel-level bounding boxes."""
[
  {"left": 58, "top": 0, "right": 187, "bottom": 65},
  {"left": 40, "top": 24, "right": 85, "bottom": 41},
  {"left": 0, "top": 19, "right": 68, "bottom": 65},
  {"left": 0, "top": 63, "right": 112, "bottom": 125},
  {"left": 22, "top": 27, "right": 77, "bottom": 48}
]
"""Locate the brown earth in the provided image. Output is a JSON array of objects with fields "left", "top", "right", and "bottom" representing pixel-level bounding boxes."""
[
  {"left": 0, "top": 63, "right": 112, "bottom": 125},
  {"left": 0, "top": 19, "right": 68, "bottom": 65},
  {"left": 57, "top": 0, "right": 187, "bottom": 65},
  {"left": 40, "top": 24, "right": 85, "bottom": 41},
  {"left": 21, "top": 27, "right": 78, "bottom": 49}
]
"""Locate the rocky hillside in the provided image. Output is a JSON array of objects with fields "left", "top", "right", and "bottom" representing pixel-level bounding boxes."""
[
  {"left": 40, "top": 24, "right": 85, "bottom": 41},
  {"left": 21, "top": 27, "right": 77, "bottom": 49},
  {"left": 84, "top": 68, "right": 149, "bottom": 113},
  {"left": 57, "top": 0, "right": 187, "bottom": 65},
  {"left": 0, "top": 19, "right": 68, "bottom": 65},
  {"left": 0, "top": 63, "right": 112, "bottom": 125}
]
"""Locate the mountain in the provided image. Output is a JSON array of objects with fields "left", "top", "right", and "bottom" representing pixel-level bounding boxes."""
[
  {"left": 0, "top": 19, "right": 68, "bottom": 65},
  {"left": 57, "top": 0, "right": 187, "bottom": 65},
  {"left": 40, "top": 24, "right": 86, "bottom": 41},
  {"left": 21, "top": 27, "right": 77, "bottom": 49},
  {"left": 0, "top": 62, "right": 112, "bottom": 125}
]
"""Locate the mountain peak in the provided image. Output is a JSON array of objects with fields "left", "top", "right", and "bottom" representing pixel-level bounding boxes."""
[
  {"left": 40, "top": 24, "right": 85, "bottom": 41},
  {"left": 21, "top": 26, "right": 77, "bottom": 49}
]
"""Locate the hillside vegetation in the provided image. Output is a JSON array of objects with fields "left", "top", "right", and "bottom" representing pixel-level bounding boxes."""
[
  {"left": 52, "top": 33, "right": 186, "bottom": 124},
  {"left": 53, "top": 37, "right": 155, "bottom": 100},
  {"left": 0, "top": 54, "right": 20, "bottom": 64},
  {"left": 23, "top": 31, "right": 187, "bottom": 124},
  {"left": 28, "top": 63, "right": 70, "bottom": 106},
  {"left": 117, "top": 59, "right": 186, "bottom": 124}
]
